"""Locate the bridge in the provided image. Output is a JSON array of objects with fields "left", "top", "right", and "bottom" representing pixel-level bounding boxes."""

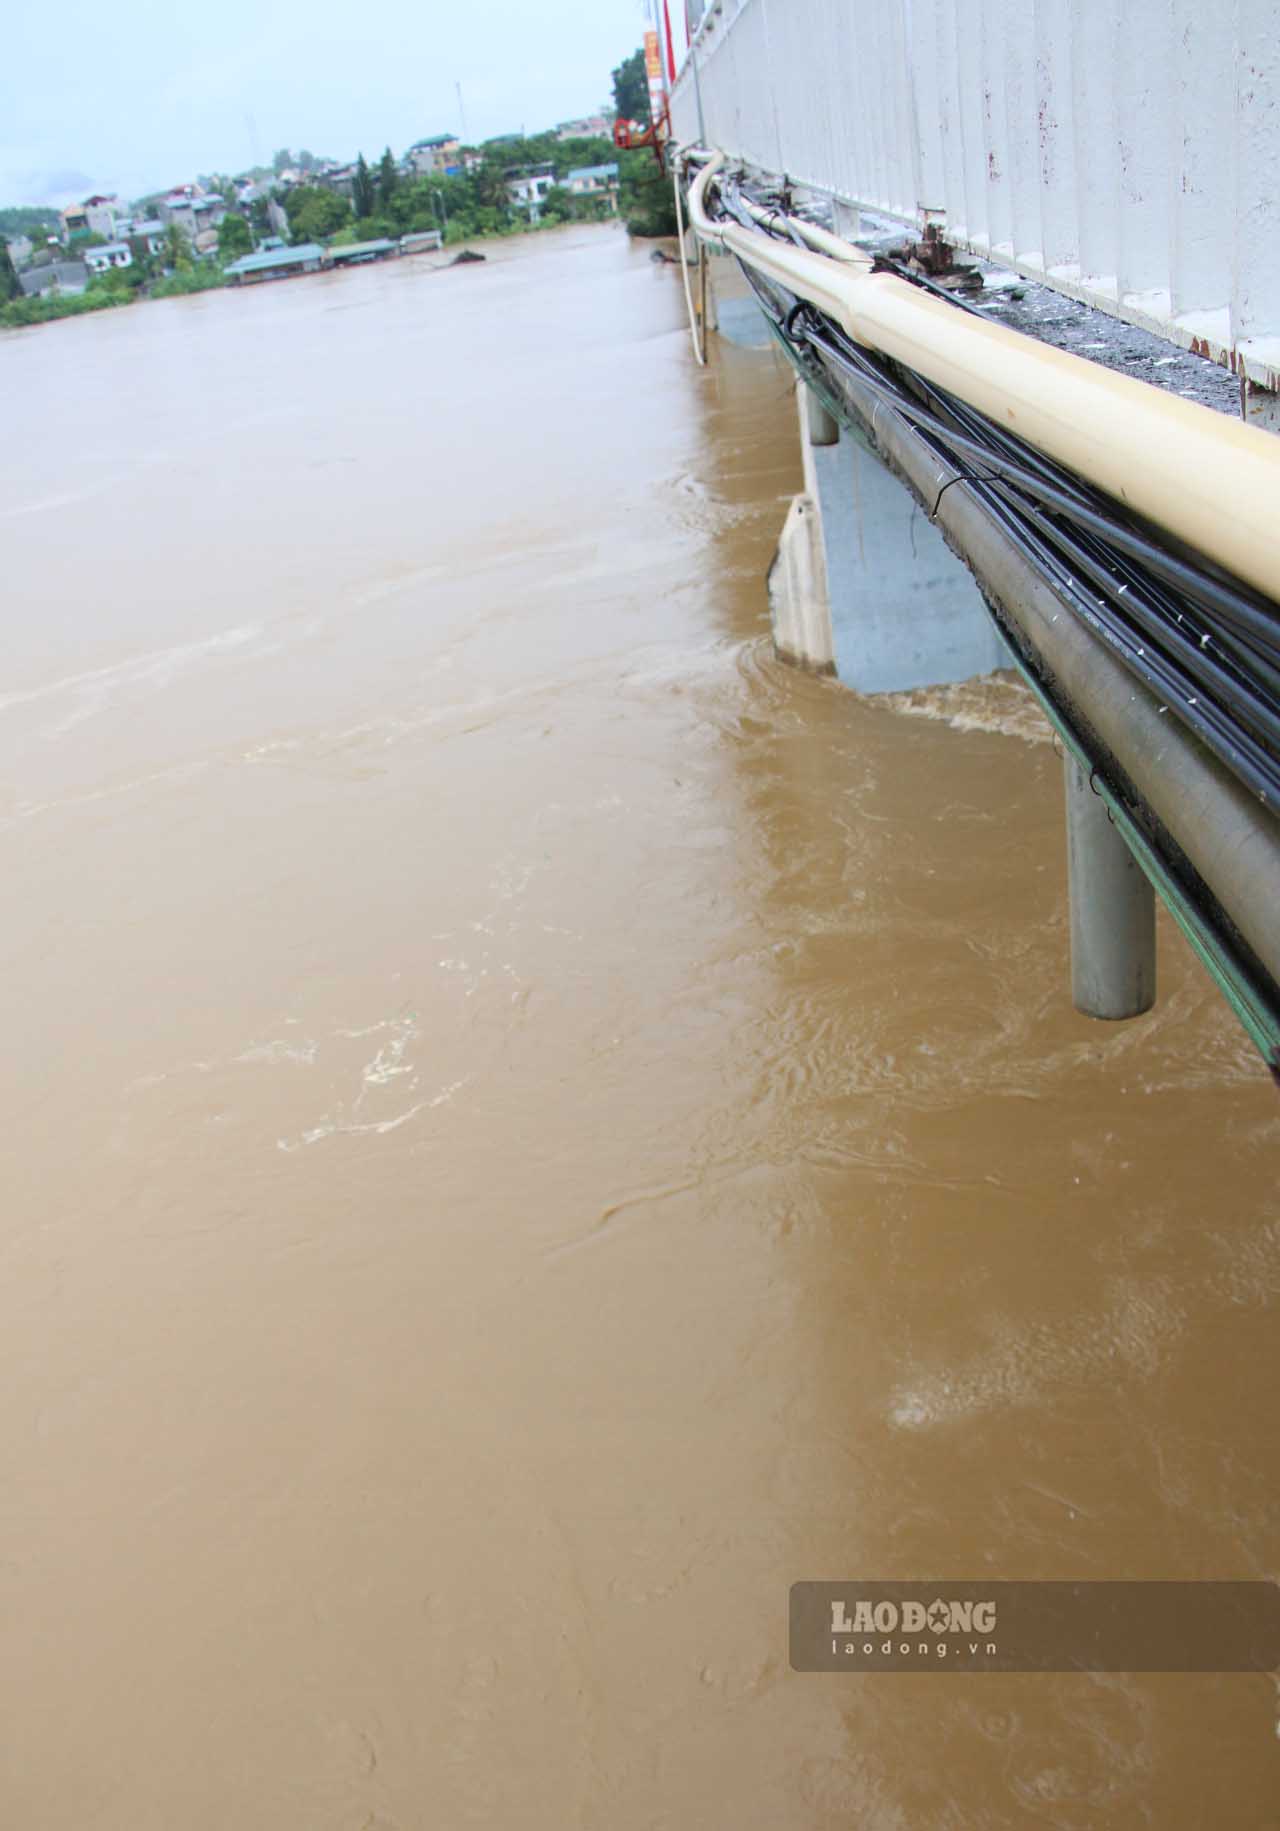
[{"left": 659, "top": 2, "right": 1280, "bottom": 1070}]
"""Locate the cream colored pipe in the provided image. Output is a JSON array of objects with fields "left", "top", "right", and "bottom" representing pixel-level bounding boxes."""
[
  {"left": 731, "top": 192, "right": 871, "bottom": 266},
  {"left": 689, "top": 156, "right": 1280, "bottom": 607},
  {"left": 677, "top": 146, "right": 868, "bottom": 266}
]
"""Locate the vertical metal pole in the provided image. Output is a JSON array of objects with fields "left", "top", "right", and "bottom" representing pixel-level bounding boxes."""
[
  {"left": 688, "top": 8, "right": 708, "bottom": 147},
  {"left": 1064, "top": 758, "right": 1156, "bottom": 1019}
]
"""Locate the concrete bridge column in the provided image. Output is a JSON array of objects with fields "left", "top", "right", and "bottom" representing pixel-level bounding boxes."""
[
  {"left": 803, "top": 387, "right": 839, "bottom": 448},
  {"left": 766, "top": 381, "right": 837, "bottom": 672},
  {"left": 768, "top": 378, "right": 1010, "bottom": 691},
  {"left": 1063, "top": 758, "right": 1157, "bottom": 1019}
]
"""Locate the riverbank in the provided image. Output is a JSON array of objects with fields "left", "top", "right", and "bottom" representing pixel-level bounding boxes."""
[{"left": 1, "top": 211, "right": 619, "bottom": 331}]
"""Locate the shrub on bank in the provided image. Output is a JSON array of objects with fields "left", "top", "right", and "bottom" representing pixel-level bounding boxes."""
[
  {"left": 150, "top": 265, "right": 227, "bottom": 299},
  {"left": 0, "top": 289, "right": 123, "bottom": 328},
  {"left": 619, "top": 149, "right": 678, "bottom": 239}
]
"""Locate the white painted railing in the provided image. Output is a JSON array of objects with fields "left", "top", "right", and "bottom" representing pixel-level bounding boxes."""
[{"left": 672, "top": 0, "right": 1280, "bottom": 401}]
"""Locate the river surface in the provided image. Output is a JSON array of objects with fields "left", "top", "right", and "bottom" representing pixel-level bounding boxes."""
[{"left": 1, "top": 224, "right": 1277, "bottom": 1828}]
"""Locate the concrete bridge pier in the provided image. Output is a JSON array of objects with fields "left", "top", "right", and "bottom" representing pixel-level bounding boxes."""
[
  {"left": 802, "top": 386, "right": 839, "bottom": 448},
  {"left": 1063, "top": 758, "right": 1157, "bottom": 1019},
  {"left": 768, "top": 378, "right": 1010, "bottom": 690}
]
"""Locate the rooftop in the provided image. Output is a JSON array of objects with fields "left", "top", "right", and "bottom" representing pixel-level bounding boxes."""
[
  {"left": 408, "top": 133, "right": 458, "bottom": 150},
  {"left": 566, "top": 163, "right": 619, "bottom": 182},
  {"left": 223, "top": 242, "right": 324, "bottom": 276},
  {"left": 329, "top": 239, "right": 397, "bottom": 261},
  {"left": 19, "top": 262, "right": 88, "bottom": 296}
]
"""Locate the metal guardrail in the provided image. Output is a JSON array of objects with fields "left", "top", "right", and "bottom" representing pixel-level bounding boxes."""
[{"left": 672, "top": 0, "right": 1280, "bottom": 407}]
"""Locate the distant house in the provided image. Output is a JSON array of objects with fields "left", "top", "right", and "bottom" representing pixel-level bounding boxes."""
[
  {"left": 319, "top": 164, "right": 357, "bottom": 200},
  {"left": 160, "top": 194, "right": 197, "bottom": 237},
  {"left": 19, "top": 262, "right": 88, "bottom": 297},
  {"left": 566, "top": 162, "right": 619, "bottom": 197},
  {"left": 192, "top": 197, "right": 226, "bottom": 231},
  {"left": 405, "top": 134, "right": 460, "bottom": 177},
  {"left": 556, "top": 116, "right": 612, "bottom": 141},
  {"left": 5, "top": 234, "right": 33, "bottom": 266},
  {"left": 128, "top": 219, "right": 166, "bottom": 258},
  {"left": 328, "top": 238, "right": 397, "bottom": 266},
  {"left": 59, "top": 203, "right": 88, "bottom": 244},
  {"left": 506, "top": 164, "right": 556, "bottom": 218},
  {"left": 223, "top": 242, "right": 325, "bottom": 285},
  {"left": 83, "top": 242, "right": 133, "bottom": 273},
  {"left": 84, "top": 194, "right": 123, "bottom": 240}
]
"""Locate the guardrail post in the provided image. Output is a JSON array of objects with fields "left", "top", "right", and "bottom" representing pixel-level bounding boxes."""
[{"left": 1064, "top": 758, "right": 1156, "bottom": 1018}]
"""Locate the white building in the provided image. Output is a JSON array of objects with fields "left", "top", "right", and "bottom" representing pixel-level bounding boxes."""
[
  {"left": 566, "top": 162, "right": 619, "bottom": 197},
  {"left": 83, "top": 241, "right": 134, "bottom": 273},
  {"left": 506, "top": 165, "right": 556, "bottom": 218}
]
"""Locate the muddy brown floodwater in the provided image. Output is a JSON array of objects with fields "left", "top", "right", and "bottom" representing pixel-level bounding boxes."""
[{"left": 1, "top": 224, "right": 1277, "bottom": 1828}]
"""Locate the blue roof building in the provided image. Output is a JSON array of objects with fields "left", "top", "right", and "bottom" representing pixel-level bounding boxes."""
[
  {"left": 224, "top": 242, "right": 325, "bottom": 284},
  {"left": 566, "top": 163, "right": 620, "bottom": 194}
]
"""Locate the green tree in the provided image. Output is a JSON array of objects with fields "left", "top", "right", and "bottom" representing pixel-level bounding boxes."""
[
  {"left": 377, "top": 147, "right": 399, "bottom": 212},
  {"left": 612, "top": 48, "right": 649, "bottom": 126},
  {"left": 151, "top": 264, "right": 227, "bottom": 299},
  {"left": 0, "top": 241, "right": 21, "bottom": 303},
  {"left": 0, "top": 207, "right": 59, "bottom": 239},
  {"left": 283, "top": 186, "right": 351, "bottom": 242},
  {"left": 272, "top": 148, "right": 293, "bottom": 175},
  {"left": 539, "top": 185, "right": 573, "bottom": 226},
  {"left": 217, "top": 212, "right": 253, "bottom": 261},
  {"left": 163, "top": 222, "right": 193, "bottom": 271},
  {"left": 86, "top": 261, "right": 142, "bottom": 301},
  {"left": 619, "top": 147, "right": 677, "bottom": 237},
  {"left": 471, "top": 156, "right": 513, "bottom": 217},
  {"left": 352, "top": 153, "right": 375, "bottom": 219}
]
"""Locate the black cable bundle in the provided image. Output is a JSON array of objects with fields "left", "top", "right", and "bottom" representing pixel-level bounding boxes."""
[{"left": 711, "top": 176, "right": 1280, "bottom": 811}]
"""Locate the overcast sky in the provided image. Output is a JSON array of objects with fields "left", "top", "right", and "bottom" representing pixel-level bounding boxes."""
[{"left": 2, "top": 0, "right": 658, "bottom": 206}]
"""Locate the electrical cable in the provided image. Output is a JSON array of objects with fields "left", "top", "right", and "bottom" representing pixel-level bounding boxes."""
[{"left": 708, "top": 190, "right": 1280, "bottom": 806}]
